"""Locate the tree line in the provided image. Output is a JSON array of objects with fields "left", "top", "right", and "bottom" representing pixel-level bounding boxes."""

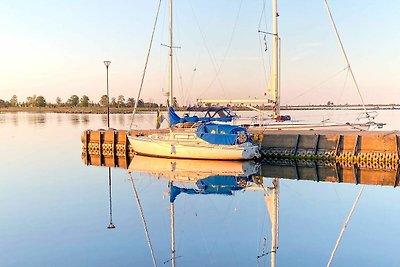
[{"left": 0, "top": 94, "right": 178, "bottom": 108}]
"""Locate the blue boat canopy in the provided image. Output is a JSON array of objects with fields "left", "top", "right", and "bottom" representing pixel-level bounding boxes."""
[
  {"left": 169, "top": 107, "right": 233, "bottom": 125},
  {"left": 195, "top": 123, "right": 249, "bottom": 145},
  {"left": 169, "top": 175, "right": 251, "bottom": 202}
]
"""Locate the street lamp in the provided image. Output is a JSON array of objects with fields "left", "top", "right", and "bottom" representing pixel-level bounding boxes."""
[{"left": 103, "top": 60, "right": 111, "bottom": 128}]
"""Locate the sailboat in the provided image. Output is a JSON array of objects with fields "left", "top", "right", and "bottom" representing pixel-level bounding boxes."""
[
  {"left": 127, "top": 0, "right": 260, "bottom": 160},
  {"left": 197, "top": 0, "right": 384, "bottom": 131}
]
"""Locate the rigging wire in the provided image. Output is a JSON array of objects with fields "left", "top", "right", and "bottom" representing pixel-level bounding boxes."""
[
  {"left": 284, "top": 67, "right": 347, "bottom": 104},
  {"left": 128, "top": 172, "right": 158, "bottom": 267},
  {"left": 129, "top": 0, "right": 163, "bottom": 130},
  {"left": 173, "top": 47, "right": 187, "bottom": 106},
  {"left": 188, "top": 2, "right": 227, "bottom": 99},
  {"left": 326, "top": 67, "right": 350, "bottom": 120},
  {"left": 326, "top": 185, "right": 365, "bottom": 267},
  {"left": 257, "top": 0, "right": 271, "bottom": 95},
  {"left": 167, "top": 4, "right": 187, "bottom": 106},
  {"left": 323, "top": 0, "right": 370, "bottom": 120},
  {"left": 257, "top": 0, "right": 268, "bottom": 32},
  {"left": 256, "top": 184, "right": 269, "bottom": 267},
  {"left": 196, "top": 0, "right": 244, "bottom": 98}
]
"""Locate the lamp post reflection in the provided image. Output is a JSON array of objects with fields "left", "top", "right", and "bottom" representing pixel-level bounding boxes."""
[{"left": 107, "top": 167, "right": 115, "bottom": 229}]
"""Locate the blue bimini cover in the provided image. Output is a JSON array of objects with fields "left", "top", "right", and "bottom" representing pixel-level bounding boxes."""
[
  {"left": 169, "top": 107, "right": 232, "bottom": 125},
  {"left": 195, "top": 123, "right": 248, "bottom": 145},
  {"left": 169, "top": 107, "right": 199, "bottom": 125}
]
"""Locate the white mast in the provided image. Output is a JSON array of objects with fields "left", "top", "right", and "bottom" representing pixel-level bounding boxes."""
[
  {"left": 167, "top": 0, "right": 176, "bottom": 230},
  {"left": 169, "top": 0, "right": 173, "bottom": 108},
  {"left": 271, "top": 0, "right": 280, "bottom": 118}
]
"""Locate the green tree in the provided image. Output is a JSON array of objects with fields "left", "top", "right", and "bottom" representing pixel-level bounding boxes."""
[
  {"left": 137, "top": 99, "right": 144, "bottom": 108},
  {"left": 126, "top": 98, "right": 135, "bottom": 107},
  {"left": 27, "top": 95, "right": 36, "bottom": 107},
  {"left": 10, "top": 95, "right": 18, "bottom": 107},
  {"left": 110, "top": 97, "right": 117, "bottom": 107},
  {"left": 117, "top": 95, "right": 125, "bottom": 107},
  {"left": 67, "top": 95, "right": 79, "bottom": 106},
  {"left": 35, "top": 96, "right": 46, "bottom": 107},
  {"left": 80, "top": 95, "right": 90, "bottom": 107},
  {"left": 56, "top": 97, "right": 62, "bottom": 106},
  {"left": 99, "top": 95, "right": 109, "bottom": 107}
]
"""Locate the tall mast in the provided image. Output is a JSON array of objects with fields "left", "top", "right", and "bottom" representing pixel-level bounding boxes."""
[
  {"left": 169, "top": 0, "right": 173, "bottom": 108},
  {"left": 272, "top": 0, "right": 280, "bottom": 118}
]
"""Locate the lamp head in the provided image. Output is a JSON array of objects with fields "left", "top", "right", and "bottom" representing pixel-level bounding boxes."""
[{"left": 103, "top": 61, "right": 111, "bottom": 68}]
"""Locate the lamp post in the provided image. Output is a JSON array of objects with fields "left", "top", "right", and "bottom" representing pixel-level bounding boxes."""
[{"left": 103, "top": 61, "right": 111, "bottom": 128}]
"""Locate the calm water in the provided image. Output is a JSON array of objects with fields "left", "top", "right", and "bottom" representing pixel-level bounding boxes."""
[{"left": 1, "top": 110, "right": 400, "bottom": 267}]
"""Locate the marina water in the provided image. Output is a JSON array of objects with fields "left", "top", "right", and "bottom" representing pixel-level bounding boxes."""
[{"left": 1, "top": 110, "right": 400, "bottom": 266}]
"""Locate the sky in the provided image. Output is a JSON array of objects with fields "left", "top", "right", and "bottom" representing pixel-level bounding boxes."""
[{"left": 1, "top": 0, "right": 399, "bottom": 105}]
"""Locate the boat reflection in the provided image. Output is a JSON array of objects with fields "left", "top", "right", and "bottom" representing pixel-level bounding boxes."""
[
  {"left": 127, "top": 156, "right": 278, "bottom": 267},
  {"left": 128, "top": 155, "right": 259, "bottom": 184}
]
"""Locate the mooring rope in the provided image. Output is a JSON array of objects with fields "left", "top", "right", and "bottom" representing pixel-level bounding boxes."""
[{"left": 129, "top": 0, "right": 163, "bottom": 130}]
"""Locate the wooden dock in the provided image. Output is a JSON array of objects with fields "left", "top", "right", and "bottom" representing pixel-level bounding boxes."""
[
  {"left": 81, "top": 129, "right": 400, "bottom": 167},
  {"left": 258, "top": 130, "right": 400, "bottom": 167}
]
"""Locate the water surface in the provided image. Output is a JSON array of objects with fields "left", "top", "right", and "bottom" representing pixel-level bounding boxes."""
[{"left": 1, "top": 111, "right": 399, "bottom": 267}]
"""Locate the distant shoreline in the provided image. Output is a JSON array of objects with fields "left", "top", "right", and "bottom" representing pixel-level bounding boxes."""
[
  {"left": 0, "top": 106, "right": 161, "bottom": 114},
  {"left": 0, "top": 104, "right": 399, "bottom": 114}
]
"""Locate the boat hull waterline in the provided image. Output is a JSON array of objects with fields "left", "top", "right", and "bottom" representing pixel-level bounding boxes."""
[{"left": 128, "top": 134, "right": 260, "bottom": 160}]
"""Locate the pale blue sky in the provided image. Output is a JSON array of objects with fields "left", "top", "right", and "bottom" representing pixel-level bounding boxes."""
[{"left": 1, "top": 0, "right": 399, "bottom": 105}]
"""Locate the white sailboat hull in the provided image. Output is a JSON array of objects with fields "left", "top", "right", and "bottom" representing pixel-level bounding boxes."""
[{"left": 128, "top": 133, "right": 260, "bottom": 160}]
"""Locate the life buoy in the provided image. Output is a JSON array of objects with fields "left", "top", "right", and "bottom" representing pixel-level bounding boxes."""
[
  {"left": 258, "top": 133, "right": 263, "bottom": 142},
  {"left": 236, "top": 133, "right": 247, "bottom": 144},
  {"left": 237, "top": 179, "right": 247, "bottom": 187},
  {"left": 253, "top": 133, "right": 258, "bottom": 141}
]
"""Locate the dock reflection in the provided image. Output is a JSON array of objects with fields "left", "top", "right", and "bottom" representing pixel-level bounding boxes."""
[
  {"left": 83, "top": 151, "right": 400, "bottom": 188},
  {"left": 260, "top": 159, "right": 400, "bottom": 188}
]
